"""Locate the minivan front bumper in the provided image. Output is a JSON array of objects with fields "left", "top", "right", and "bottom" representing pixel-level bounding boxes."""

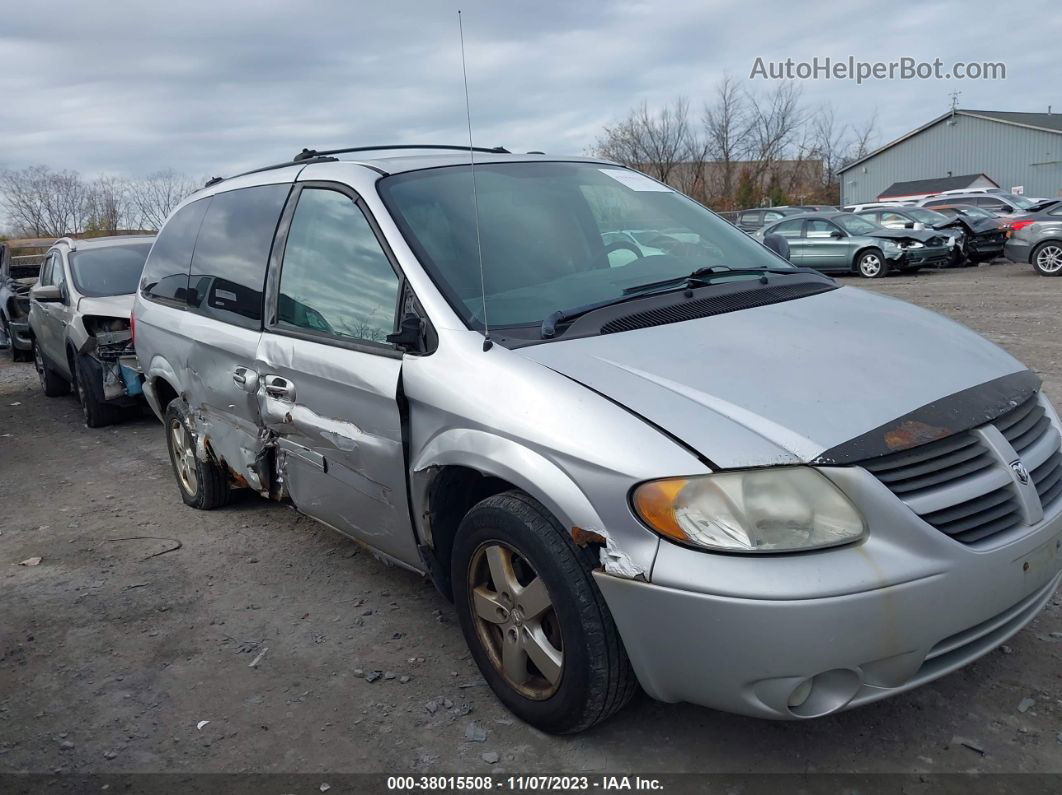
[{"left": 596, "top": 492, "right": 1062, "bottom": 719}]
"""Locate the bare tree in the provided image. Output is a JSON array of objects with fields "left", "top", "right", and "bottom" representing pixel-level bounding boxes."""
[
  {"left": 127, "top": 169, "right": 200, "bottom": 231},
  {"left": 744, "top": 82, "right": 805, "bottom": 189},
  {"left": 593, "top": 98, "right": 696, "bottom": 186},
  {"left": 0, "top": 166, "right": 94, "bottom": 237},
  {"left": 702, "top": 75, "right": 751, "bottom": 207},
  {"left": 85, "top": 176, "right": 130, "bottom": 234}
]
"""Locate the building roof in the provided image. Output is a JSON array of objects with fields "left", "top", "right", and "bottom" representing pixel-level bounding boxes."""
[
  {"left": 878, "top": 174, "right": 997, "bottom": 199},
  {"left": 839, "top": 109, "right": 1062, "bottom": 173}
]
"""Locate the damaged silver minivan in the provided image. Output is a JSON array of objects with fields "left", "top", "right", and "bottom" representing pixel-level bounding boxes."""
[{"left": 133, "top": 148, "right": 1062, "bottom": 733}]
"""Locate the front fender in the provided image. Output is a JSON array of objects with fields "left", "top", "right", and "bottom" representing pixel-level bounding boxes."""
[{"left": 410, "top": 427, "right": 605, "bottom": 541}]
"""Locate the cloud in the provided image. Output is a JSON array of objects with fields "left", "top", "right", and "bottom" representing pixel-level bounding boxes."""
[{"left": 0, "top": 0, "right": 1058, "bottom": 179}]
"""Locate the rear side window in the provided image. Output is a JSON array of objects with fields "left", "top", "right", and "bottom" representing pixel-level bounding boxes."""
[
  {"left": 140, "top": 198, "right": 209, "bottom": 305},
  {"left": 276, "top": 188, "right": 400, "bottom": 346},
  {"left": 771, "top": 219, "right": 804, "bottom": 238},
  {"left": 188, "top": 184, "right": 290, "bottom": 329}
]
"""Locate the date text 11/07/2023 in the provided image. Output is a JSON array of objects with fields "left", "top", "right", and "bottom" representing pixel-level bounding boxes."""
[{"left": 386, "top": 775, "right": 665, "bottom": 791}]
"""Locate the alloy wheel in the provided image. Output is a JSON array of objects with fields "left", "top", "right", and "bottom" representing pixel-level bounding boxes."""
[
  {"left": 169, "top": 418, "right": 198, "bottom": 496},
  {"left": 859, "top": 254, "right": 882, "bottom": 277},
  {"left": 467, "top": 542, "right": 563, "bottom": 700},
  {"left": 1036, "top": 244, "right": 1062, "bottom": 274}
]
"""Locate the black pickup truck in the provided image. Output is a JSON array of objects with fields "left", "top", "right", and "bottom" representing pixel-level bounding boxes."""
[{"left": 1, "top": 240, "right": 48, "bottom": 361}]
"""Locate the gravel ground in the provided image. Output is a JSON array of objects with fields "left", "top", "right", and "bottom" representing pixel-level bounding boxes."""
[{"left": 1, "top": 261, "right": 1060, "bottom": 775}]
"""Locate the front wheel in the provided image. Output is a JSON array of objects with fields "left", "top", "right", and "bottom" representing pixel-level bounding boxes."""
[
  {"left": 1032, "top": 242, "right": 1062, "bottom": 276},
  {"left": 72, "top": 354, "right": 123, "bottom": 428},
  {"left": 451, "top": 491, "right": 637, "bottom": 734},
  {"left": 855, "top": 248, "right": 888, "bottom": 278}
]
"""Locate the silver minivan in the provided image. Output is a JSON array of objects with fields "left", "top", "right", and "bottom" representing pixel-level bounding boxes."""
[{"left": 133, "top": 148, "right": 1062, "bottom": 733}]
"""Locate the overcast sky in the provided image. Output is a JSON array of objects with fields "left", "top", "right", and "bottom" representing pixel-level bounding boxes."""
[{"left": 1, "top": 0, "right": 1059, "bottom": 180}]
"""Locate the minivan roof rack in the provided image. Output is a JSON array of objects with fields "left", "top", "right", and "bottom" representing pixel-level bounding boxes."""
[
  {"left": 203, "top": 144, "right": 514, "bottom": 191},
  {"left": 292, "top": 144, "right": 510, "bottom": 161}
]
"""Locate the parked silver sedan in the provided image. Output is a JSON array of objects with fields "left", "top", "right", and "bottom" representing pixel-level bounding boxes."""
[{"left": 29, "top": 235, "right": 154, "bottom": 426}]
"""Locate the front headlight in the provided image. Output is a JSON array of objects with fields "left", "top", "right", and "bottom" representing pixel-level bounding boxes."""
[
  {"left": 880, "top": 239, "right": 901, "bottom": 252},
  {"left": 631, "top": 467, "right": 865, "bottom": 553}
]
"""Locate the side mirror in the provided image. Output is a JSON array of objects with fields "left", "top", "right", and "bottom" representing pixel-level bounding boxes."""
[
  {"left": 386, "top": 312, "right": 425, "bottom": 352},
  {"left": 830, "top": 230, "right": 845, "bottom": 239},
  {"left": 31, "top": 284, "right": 62, "bottom": 303},
  {"left": 904, "top": 221, "right": 915, "bottom": 229}
]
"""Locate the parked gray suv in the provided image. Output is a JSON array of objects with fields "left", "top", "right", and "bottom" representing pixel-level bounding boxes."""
[{"left": 133, "top": 147, "right": 1062, "bottom": 732}]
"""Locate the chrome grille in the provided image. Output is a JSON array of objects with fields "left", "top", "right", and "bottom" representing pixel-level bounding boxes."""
[{"left": 864, "top": 392, "right": 1062, "bottom": 545}]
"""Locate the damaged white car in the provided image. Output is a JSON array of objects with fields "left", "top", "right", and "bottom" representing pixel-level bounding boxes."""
[
  {"left": 133, "top": 148, "right": 1062, "bottom": 733},
  {"left": 29, "top": 235, "right": 154, "bottom": 427}
]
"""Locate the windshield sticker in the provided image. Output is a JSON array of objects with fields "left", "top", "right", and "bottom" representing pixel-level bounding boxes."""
[{"left": 599, "top": 169, "right": 673, "bottom": 192}]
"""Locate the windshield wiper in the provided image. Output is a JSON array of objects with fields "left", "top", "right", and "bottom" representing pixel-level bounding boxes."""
[
  {"left": 620, "top": 265, "right": 797, "bottom": 296},
  {"left": 540, "top": 266, "right": 796, "bottom": 339}
]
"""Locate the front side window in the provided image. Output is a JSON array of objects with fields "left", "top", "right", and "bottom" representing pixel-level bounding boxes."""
[
  {"left": 188, "top": 184, "right": 290, "bottom": 329},
  {"left": 805, "top": 220, "right": 840, "bottom": 238},
  {"left": 834, "top": 214, "right": 880, "bottom": 235},
  {"left": 379, "top": 162, "right": 791, "bottom": 330},
  {"left": 276, "top": 188, "right": 400, "bottom": 346},
  {"left": 70, "top": 244, "right": 152, "bottom": 297}
]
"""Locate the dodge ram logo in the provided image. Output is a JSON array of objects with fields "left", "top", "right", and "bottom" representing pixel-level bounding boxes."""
[{"left": 1010, "top": 459, "right": 1031, "bottom": 485}]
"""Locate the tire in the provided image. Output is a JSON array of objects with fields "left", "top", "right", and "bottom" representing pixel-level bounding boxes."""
[
  {"left": 164, "top": 398, "right": 231, "bottom": 510},
  {"left": 1032, "top": 241, "right": 1062, "bottom": 277},
  {"left": 72, "top": 353, "right": 123, "bottom": 428},
  {"left": 451, "top": 491, "right": 637, "bottom": 734},
  {"left": 855, "top": 248, "right": 888, "bottom": 278},
  {"left": 3, "top": 318, "right": 32, "bottom": 362},
  {"left": 33, "top": 341, "right": 70, "bottom": 397}
]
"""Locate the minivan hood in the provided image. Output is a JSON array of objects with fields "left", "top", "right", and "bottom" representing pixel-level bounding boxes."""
[
  {"left": 77, "top": 294, "right": 133, "bottom": 318},
  {"left": 519, "top": 287, "right": 1026, "bottom": 468}
]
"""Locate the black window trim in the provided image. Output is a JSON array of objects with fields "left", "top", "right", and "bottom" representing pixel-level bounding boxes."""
[{"left": 262, "top": 180, "right": 406, "bottom": 360}]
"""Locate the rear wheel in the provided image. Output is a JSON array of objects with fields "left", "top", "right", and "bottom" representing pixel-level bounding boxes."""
[
  {"left": 1032, "top": 242, "right": 1062, "bottom": 276},
  {"left": 72, "top": 354, "right": 123, "bottom": 428},
  {"left": 855, "top": 248, "right": 888, "bottom": 278},
  {"left": 164, "top": 398, "right": 231, "bottom": 509},
  {"left": 451, "top": 491, "right": 637, "bottom": 734},
  {"left": 33, "top": 341, "right": 70, "bottom": 397}
]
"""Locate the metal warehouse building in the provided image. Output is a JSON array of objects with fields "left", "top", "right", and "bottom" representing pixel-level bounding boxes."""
[{"left": 839, "top": 109, "right": 1062, "bottom": 206}]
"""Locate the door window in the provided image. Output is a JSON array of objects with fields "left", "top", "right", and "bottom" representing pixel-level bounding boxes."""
[
  {"left": 805, "top": 220, "right": 840, "bottom": 238},
  {"left": 53, "top": 254, "right": 68, "bottom": 298},
  {"left": 770, "top": 219, "right": 804, "bottom": 238},
  {"left": 188, "top": 185, "right": 290, "bottom": 329},
  {"left": 276, "top": 188, "right": 400, "bottom": 347}
]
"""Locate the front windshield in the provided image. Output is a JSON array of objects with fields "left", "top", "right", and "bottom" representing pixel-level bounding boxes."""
[
  {"left": 379, "top": 162, "right": 792, "bottom": 328},
  {"left": 955, "top": 205, "right": 993, "bottom": 219},
  {"left": 69, "top": 243, "right": 152, "bottom": 297},
  {"left": 906, "top": 208, "right": 947, "bottom": 224},
  {"left": 834, "top": 214, "right": 880, "bottom": 235},
  {"left": 1010, "top": 194, "right": 1038, "bottom": 209}
]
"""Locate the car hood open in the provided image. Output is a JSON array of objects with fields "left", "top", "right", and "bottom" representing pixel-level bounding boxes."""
[{"left": 519, "top": 286, "right": 1028, "bottom": 468}]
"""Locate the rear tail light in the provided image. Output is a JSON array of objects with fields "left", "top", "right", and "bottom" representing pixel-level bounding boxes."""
[
  {"left": 1008, "top": 220, "right": 1035, "bottom": 232},
  {"left": 129, "top": 311, "right": 136, "bottom": 345}
]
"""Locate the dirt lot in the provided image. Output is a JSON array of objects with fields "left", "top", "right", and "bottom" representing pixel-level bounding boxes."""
[{"left": 1, "top": 262, "right": 1060, "bottom": 776}]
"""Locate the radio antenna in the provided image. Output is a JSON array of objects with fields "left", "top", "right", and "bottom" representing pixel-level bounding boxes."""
[{"left": 458, "top": 10, "right": 492, "bottom": 352}]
